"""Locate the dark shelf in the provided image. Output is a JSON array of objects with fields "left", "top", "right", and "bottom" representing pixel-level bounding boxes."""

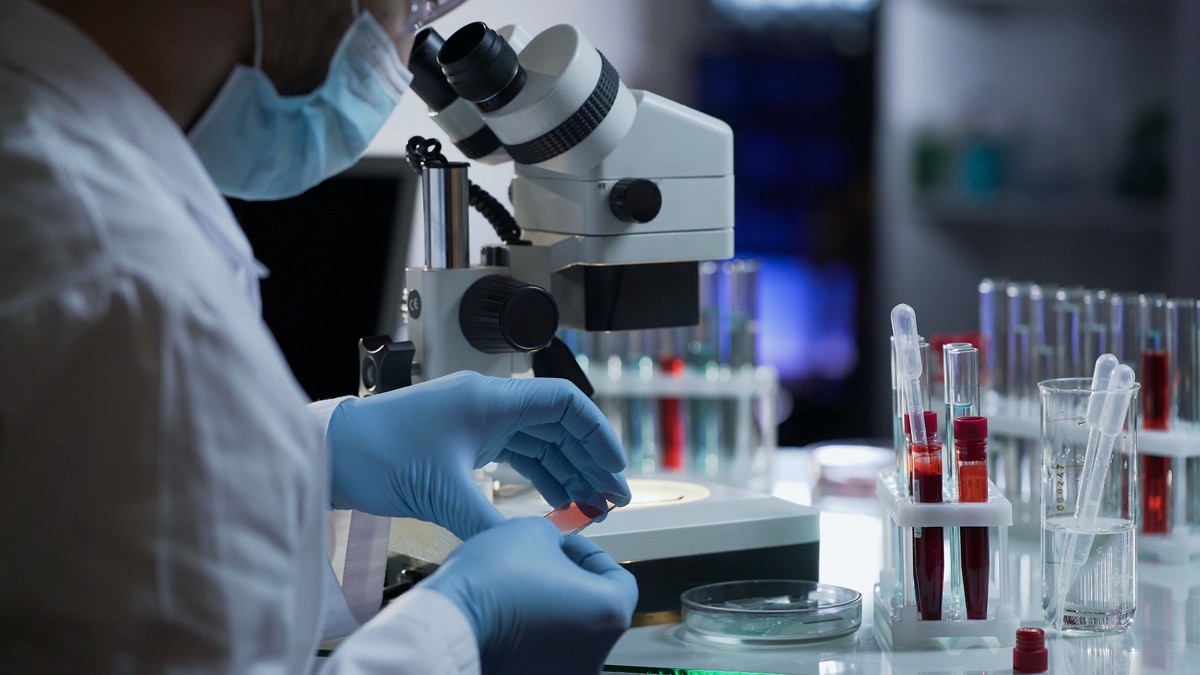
[{"left": 917, "top": 193, "right": 1167, "bottom": 234}]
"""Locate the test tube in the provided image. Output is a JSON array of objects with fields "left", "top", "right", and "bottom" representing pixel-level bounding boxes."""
[
  {"left": 1053, "top": 286, "right": 1088, "bottom": 378},
  {"left": 1142, "top": 294, "right": 1171, "bottom": 535},
  {"left": 723, "top": 260, "right": 761, "bottom": 485},
  {"left": 979, "top": 278, "right": 1009, "bottom": 413},
  {"left": 1142, "top": 294, "right": 1170, "bottom": 430},
  {"left": 944, "top": 346, "right": 981, "bottom": 486},
  {"left": 1168, "top": 299, "right": 1200, "bottom": 531},
  {"left": 689, "top": 262, "right": 722, "bottom": 476},
  {"left": 920, "top": 338, "right": 933, "bottom": 412},
  {"left": 1109, "top": 292, "right": 1145, "bottom": 377},
  {"left": 1081, "top": 288, "right": 1110, "bottom": 377},
  {"left": 1005, "top": 282, "right": 1046, "bottom": 416},
  {"left": 1170, "top": 298, "right": 1200, "bottom": 428},
  {"left": 726, "top": 259, "right": 760, "bottom": 370},
  {"left": 1036, "top": 283, "right": 1060, "bottom": 386},
  {"left": 943, "top": 345, "right": 979, "bottom": 619}
]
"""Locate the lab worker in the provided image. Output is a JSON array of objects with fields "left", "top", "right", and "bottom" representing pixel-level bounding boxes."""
[{"left": 0, "top": 0, "right": 637, "bottom": 673}]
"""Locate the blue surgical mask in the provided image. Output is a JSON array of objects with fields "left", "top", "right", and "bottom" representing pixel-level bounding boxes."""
[{"left": 188, "top": 1, "right": 412, "bottom": 201}]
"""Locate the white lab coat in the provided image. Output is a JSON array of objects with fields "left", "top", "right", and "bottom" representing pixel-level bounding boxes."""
[{"left": 0, "top": 2, "right": 478, "bottom": 672}]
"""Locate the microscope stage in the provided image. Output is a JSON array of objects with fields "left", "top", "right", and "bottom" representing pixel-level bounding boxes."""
[{"left": 497, "top": 477, "right": 821, "bottom": 614}]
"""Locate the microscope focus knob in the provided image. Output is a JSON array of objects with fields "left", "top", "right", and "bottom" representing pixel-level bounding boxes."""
[
  {"left": 459, "top": 275, "right": 559, "bottom": 354},
  {"left": 609, "top": 178, "right": 662, "bottom": 223}
]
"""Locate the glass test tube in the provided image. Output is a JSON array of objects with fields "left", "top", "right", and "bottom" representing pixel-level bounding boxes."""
[
  {"left": 1081, "top": 289, "right": 1110, "bottom": 379},
  {"left": 723, "top": 260, "right": 760, "bottom": 484},
  {"left": 944, "top": 347, "right": 981, "bottom": 488},
  {"left": 944, "top": 345, "right": 979, "bottom": 619},
  {"left": 1109, "top": 292, "right": 1145, "bottom": 377},
  {"left": 1006, "top": 281, "right": 1046, "bottom": 416},
  {"left": 726, "top": 259, "right": 759, "bottom": 370},
  {"left": 1037, "top": 283, "right": 1061, "bottom": 387},
  {"left": 1054, "top": 286, "right": 1088, "bottom": 379},
  {"left": 1169, "top": 299, "right": 1200, "bottom": 530},
  {"left": 1170, "top": 298, "right": 1200, "bottom": 428},
  {"left": 979, "top": 278, "right": 1009, "bottom": 413},
  {"left": 1142, "top": 294, "right": 1171, "bottom": 535},
  {"left": 689, "top": 262, "right": 722, "bottom": 476}
]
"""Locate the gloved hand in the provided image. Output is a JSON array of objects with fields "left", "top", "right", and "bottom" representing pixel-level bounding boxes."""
[
  {"left": 422, "top": 517, "right": 638, "bottom": 675},
  {"left": 327, "top": 371, "right": 630, "bottom": 539}
]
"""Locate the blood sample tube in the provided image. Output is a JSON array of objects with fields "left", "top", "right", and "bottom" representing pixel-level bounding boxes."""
[
  {"left": 955, "top": 416, "right": 990, "bottom": 620},
  {"left": 911, "top": 414, "right": 944, "bottom": 620},
  {"left": 904, "top": 411, "right": 938, "bottom": 496},
  {"left": 1142, "top": 294, "right": 1170, "bottom": 534}
]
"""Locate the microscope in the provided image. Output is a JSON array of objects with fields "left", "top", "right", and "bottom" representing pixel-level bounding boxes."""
[
  {"left": 359, "top": 20, "right": 734, "bottom": 392},
  {"left": 370, "top": 21, "right": 819, "bottom": 617}
]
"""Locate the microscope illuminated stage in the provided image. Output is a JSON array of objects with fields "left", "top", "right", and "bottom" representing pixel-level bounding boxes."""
[
  {"left": 502, "top": 478, "right": 820, "bottom": 617},
  {"left": 389, "top": 477, "right": 820, "bottom": 618}
]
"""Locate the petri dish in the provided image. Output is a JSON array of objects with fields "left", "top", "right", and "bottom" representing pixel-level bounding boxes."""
[{"left": 680, "top": 580, "right": 862, "bottom": 645}]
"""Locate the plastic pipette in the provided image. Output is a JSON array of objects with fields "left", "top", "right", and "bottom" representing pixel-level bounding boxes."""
[
  {"left": 1047, "top": 356, "right": 1135, "bottom": 627},
  {"left": 891, "top": 304, "right": 927, "bottom": 447}
]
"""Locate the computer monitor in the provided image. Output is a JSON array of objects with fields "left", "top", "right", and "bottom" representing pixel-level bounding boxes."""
[{"left": 229, "top": 156, "right": 417, "bottom": 401}]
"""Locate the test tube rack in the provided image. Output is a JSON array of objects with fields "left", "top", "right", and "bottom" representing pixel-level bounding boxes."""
[
  {"left": 586, "top": 363, "right": 779, "bottom": 493},
  {"left": 1134, "top": 559, "right": 1200, "bottom": 674},
  {"left": 987, "top": 408, "right": 1200, "bottom": 564},
  {"left": 874, "top": 471, "right": 1019, "bottom": 650}
]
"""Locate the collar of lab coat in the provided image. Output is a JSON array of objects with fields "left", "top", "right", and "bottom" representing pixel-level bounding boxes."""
[{"left": 0, "top": 0, "right": 269, "bottom": 307}]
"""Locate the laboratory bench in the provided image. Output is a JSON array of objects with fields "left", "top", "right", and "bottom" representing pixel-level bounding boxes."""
[{"left": 602, "top": 447, "right": 1200, "bottom": 675}]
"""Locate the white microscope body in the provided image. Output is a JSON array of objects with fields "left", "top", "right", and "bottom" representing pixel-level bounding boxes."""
[{"left": 365, "top": 21, "right": 733, "bottom": 392}]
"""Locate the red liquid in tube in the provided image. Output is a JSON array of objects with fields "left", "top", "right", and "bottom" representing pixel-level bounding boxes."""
[
  {"left": 1141, "top": 350, "right": 1170, "bottom": 534},
  {"left": 955, "top": 416, "right": 990, "bottom": 620},
  {"left": 659, "top": 356, "right": 686, "bottom": 471},
  {"left": 904, "top": 411, "right": 938, "bottom": 495},
  {"left": 912, "top": 440, "right": 944, "bottom": 620}
]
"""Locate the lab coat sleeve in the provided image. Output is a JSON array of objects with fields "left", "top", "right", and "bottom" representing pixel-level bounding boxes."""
[
  {"left": 316, "top": 588, "right": 481, "bottom": 675},
  {"left": 308, "top": 397, "right": 393, "bottom": 632}
]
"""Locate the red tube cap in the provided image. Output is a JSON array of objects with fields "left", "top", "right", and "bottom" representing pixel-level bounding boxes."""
[
  {"left": 953, "top": 416, "right": 988, "bottom": 442},
  {"left": 1013, "top": 627, "right": 1047, "bottom": 673},
  {"left": 902, "top": 411, "right": 939, "bottom": 437}
]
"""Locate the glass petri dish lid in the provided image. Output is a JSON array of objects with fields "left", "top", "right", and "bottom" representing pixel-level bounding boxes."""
[{"left": 681, "top": 580, "right": 862, "bottom": 645}]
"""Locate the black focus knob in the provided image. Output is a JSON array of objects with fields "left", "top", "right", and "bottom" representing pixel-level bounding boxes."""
[
  {"left": 357, "top": 336, "right": 416, "bottom": 396},
  {"left": 609, "top": 178, "right": 662, "bottom": 223},
  {"left": 459, "top": 275, "right": 559, "bottom": 354}
]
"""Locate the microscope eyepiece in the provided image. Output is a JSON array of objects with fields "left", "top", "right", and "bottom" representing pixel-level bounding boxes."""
[
  {"left": 409, "top": 29, "right": 458, "bottom": 112},
  {"left": 440, "top": 22, "right": 527, "bottom": 113}
]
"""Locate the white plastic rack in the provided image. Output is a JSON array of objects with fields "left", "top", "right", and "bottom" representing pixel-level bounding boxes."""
[{"left": 874, "top": 472, "right": 1019, "bottom": 650}]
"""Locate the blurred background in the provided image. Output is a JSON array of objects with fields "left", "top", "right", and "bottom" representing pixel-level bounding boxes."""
[{"left": 237, "top": 0, "right": 1200, "bottom": 449}]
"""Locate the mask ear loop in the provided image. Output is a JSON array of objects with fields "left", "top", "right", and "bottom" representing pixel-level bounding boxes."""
[
  {"left": 251, "top": 0, "right": 264, "bottom": 69},
  {"left": 351, "top": 0, "right": 361, "bottom": 17}
]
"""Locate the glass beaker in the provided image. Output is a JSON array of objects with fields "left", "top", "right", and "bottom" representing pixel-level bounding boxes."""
[{"left": 1039, "top": 377, "right": 1140, "bottom": 633}]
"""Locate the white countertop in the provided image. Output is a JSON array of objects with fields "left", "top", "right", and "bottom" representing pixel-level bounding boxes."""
[{"left": 605, "top": 448, "right": 1200, "bottom": 674}]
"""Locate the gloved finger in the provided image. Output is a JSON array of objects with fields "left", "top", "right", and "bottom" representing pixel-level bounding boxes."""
[
  {"left": 507, "top": 453, "right": 570, "bottom": 509},
  {"left": 516, "top": 416, "right": 626, "bottom": 475},
  {"left": 505, "top": 431, "right": 629, "bottom": 507},
  {"left": 563, "top": 536, "right": 625, "bottom": 577},
  {"left": 442, "top": 472, "right": 507, "bottom": 540},
  {"left": 493, "top": 379, "right": 626, "bottom": 473},
  {"left": 562, "top": 537, "right": 639, "bottom": 615},
  {"left": 515, "top": 420, "right": 628, "bottom": 496}
]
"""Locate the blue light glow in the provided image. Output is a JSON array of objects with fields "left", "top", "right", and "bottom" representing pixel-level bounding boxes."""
[{"left": 754, "top": 254, "right": 858, "bottom": 382}]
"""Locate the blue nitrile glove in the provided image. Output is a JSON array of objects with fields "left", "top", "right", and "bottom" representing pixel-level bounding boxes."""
[
  {"left": 326, "top": 371, "right": 631, "bottom": 539},
  {"left": 422, "top": 517, "right": 638, "bottom": 675}
]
